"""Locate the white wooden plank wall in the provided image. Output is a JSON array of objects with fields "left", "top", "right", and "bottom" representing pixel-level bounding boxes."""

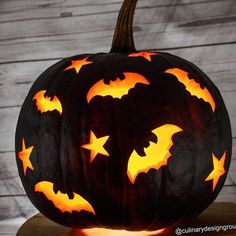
[{"left": 0, "top": 0, "right": 236, "bottom": 235}]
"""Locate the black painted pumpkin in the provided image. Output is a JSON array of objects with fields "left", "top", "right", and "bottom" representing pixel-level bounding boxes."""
[{"left": 15, "top": 0, "right": 232, "bottom": 232}]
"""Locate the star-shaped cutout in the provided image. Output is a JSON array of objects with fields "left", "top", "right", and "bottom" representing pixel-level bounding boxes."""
[
  {"left": 205, "top": 151, "right": 226, "bottom": 191},
  {"left": 128, "top": 51, "right": 158, "bottom": 62},
  {"left": 64, "top": 57, "right": 92, "bottom": 74},
  {"left": 81, "top": 131, "right": 109, "bottom": 162},
  {"left": 18, "top": 138, "right": 34, "bottom": 176}
]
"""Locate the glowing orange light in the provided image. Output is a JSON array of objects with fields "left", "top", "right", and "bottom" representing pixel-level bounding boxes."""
[
  {"left": 165, "top": 68, "right": 215, "bottom": 112},
  {"left": 18, "top": 138, "right": 34, "bottom": 176},
  {"left": 64, "top": 57, "right": 92, "bottom": 74},
  {"left": 79, "top": 227, "right": 166, "bottom": 236},
  {"left": 81, "top": 131, "right": 109, "bottom": 162},
  {"left": 35, "top": 181, "right": 95, "bottom": 214},
  {"left": 205, "top": 151, "right": 226, "bottom": 191},
  {"left": 128, "top": 51, "right": 158, "bottom": 62},
  {"left": 127, "top": 124, "right": 182, "bottom": 184},
  {"left": 87, "top": 72, "right": 150, "bottom": 103},
  {"left": 33, "top": 90, "right": 62, "bottom": 115}
]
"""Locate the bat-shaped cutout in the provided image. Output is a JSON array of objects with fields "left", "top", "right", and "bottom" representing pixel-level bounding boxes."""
[
  {"left": 35, "top": 181, "right": 95, "bottom": 214},
  {"left": 165, "top": 68, "right": 215, "bottom": 112},
  {"left": 33, "top": 90, "right": 62, "bottom": 115},
  {"left": 127, "top": 124, "right": 183, "bottom": 184},
  {"left": 86, "top": 72, "right": 150, "bottom": 103}
]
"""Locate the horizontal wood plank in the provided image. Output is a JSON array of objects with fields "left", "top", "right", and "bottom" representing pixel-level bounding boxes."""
[
  {"left": 0, "top": 151, "right": 235, "bottom": 196},
  {"left": 1, "top": 42, "right": 236, "bottom": 93},
  {"left": 228, "top": 159, "right": 236, "bottom": 186},
  {"left": 0, "top": 0, "right": 235, "bottom": 63},
  {"left": 0, "top": 217, "right": 27, "bottom": 235},
  {"left": 0, "top": 195, "right": 37, "bottom": 220},
  {"left": 0, "top": 43, "right": 236, "bottom": 102},
  {"left": 0, "top": 0, "right": 232, "bottom": 23},
  {"left": 0, "top": 152, "right": 24, "bottom": 196},
  {"left": 0, "top": 21, "right": 235, "bottom": 63},
  {"left": 0, "top": 61, "right": 235, "bottom": 109},
  {"left": 0, "top": 185, "right": 234, "bottom": 220},
  {"left": 215, "top": 186, "right": 236, "bottom": 203},
  {"left": 0, "top": 0, "right": 224, "bottom": 11}
]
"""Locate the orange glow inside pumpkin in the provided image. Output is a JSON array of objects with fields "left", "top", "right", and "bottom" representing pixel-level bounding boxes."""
[
  {"left": 165, "top": 68, "right": 215, "bottom": 112},
  {"left": 81, "top": 131, "right": 109, "bottom": 162},
  {"left": 34, "top": 181, "right": 95, "bottom": 214},
  {"left": 127, "top": 124, "right": 182, "bottom": 184},
  {"left": 64, "top": 57, "right": 92, "bottom": 74},
  {"left": 86, "top": 72, "right": 150, "bottom": 103},
  {"left": 128, "top": 51, "right": 158, "bottom": 62},
  {"left": 77, "top": 227, "right": 166, "bottom": 236},
  {"left": 205, "top": 151, "right": 226, "bottom": 191},
  {"left": 18, "top": 138, "right": 34, "bottom": 176},
  {"left": 33, "top": 90, "right": 62, "bottom": 115}
]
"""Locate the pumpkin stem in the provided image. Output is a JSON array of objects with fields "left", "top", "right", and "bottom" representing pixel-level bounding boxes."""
[{"left": 110, "top": 0, "right": 138, "bottom": 53}]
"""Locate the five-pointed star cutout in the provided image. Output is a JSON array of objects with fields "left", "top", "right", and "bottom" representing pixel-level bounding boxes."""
[
  {"left": 128, "top": 51, "right": 158, "bottom": 62},
  {"left": 81, "top": 131, "right": 109, "bottom": 162},
  {"left": 64, "top": 57, "right": 92, "bottom": 74},
  {"left": 18, "top": 138, "right": 34, "bottom": 176},
  {"left": 205, "top": 151, "right": 226, "bottom": 191}
]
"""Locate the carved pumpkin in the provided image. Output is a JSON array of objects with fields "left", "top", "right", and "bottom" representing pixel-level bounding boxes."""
[{"left": 15, "top": 0, "right": 232, "bottom": 231}]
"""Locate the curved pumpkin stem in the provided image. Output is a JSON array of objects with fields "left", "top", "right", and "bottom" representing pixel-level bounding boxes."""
[{"left": 110, "top": 0, "right": 138, "bottom": 53}]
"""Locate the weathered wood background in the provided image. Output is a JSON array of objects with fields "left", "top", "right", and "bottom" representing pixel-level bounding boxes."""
[{"left": 0, "top": 0, "right": 235, "bottom": 235}]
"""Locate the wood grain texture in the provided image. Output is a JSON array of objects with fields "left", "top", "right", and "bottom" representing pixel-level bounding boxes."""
[
  {"left": 0, "top": 195, "right": 37, "bottom": 220},
  {"left": 1, "top": 43, "right": 236, "bottom": 107},
  {"left": 0, "top": 217, "right": 27, "bottom": 236},
  {"left": 0, "top": 0, "right": 236, "bottom": 231},
  {"left": 0, "top": 0, "right": 236, "bottom": 63}
]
